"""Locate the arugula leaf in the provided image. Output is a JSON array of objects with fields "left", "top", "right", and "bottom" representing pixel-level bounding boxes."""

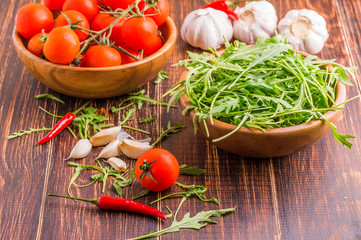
[
  {"left": 179, "top": 164, "right": 206, "bottom": 176},
  {"left": 154, "top": 70, "right": 169, "bottom": 84},
  {"left": 129, "top": 207, "right": 236, "bottom": 240},
  {"left": 152, "top": 121, "right": 186, "bottom": 147},
  {"left": 33, "top": 93, "right": 65, "bottom": 104},
  {"left": 7, "top": 127, "right": 52, "bottom": 140},
  {"left": 139, "top": 116, "right": 156, "bottom": 123},
  {"left": 132, "top": 189, "right": 151, "bottom": 200}
]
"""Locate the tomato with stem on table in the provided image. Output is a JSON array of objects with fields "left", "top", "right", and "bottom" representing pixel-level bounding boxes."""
[
  {"left": 121, "top": 16, "right": 158, "bottom": 51},
  {"left": 135, "top": 149, "right": 179, "bottom": 192},
  {"left": 54, "top": 10, "right": 90, "bottom": 42},
  {"left": 27, "top": 32, "right": 48, "bottom": 58},
  {"left": 43, "top": 27, "right": 80, "bottom": 65},
  {"left": 15, "top": 3, "right": 53, "bottom": 39},
  {"left": 62, "top": 0, "right": 100, "bottom": 23},
  {"left": 82, "top": 45, "right": 122, "bottom": 67}
]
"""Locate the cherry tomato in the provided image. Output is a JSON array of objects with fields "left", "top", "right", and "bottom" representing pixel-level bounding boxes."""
[
  {"left": 118, "top": 45, "right": 141, "bottom": 64},
  {"left": 44, "top": 0, "right": 66, "bottom": 10},
  {"left": 91, "top": 13, "right": 126, "bottom": 46},
  {"left": 43, "top": 27, "right": 80, "bottom": 65},
  {"left": 135, "top": 149, "right": 179, "bottom": 192},
  {"left": 15, "top": 4, "right": 54, "bottom": 39},
  {"left": 82, "top": 45, "right": 121, "bottom": 67},
  {"left": 54, "top": 10, "right": 90, "bottom": 42},
  {"left": 139, "top": 0, "right": 169, "bottom": 26},
  {"left": 143, "top": 35, "right": 162, "bottom": 56},
  {"left": 121, "top": 16, "right": 158, "bottom": 50},
  {"left": 62, "top": 0, "right": 100, "bottom": 23},
  {"left": 27, "top": 33, "right": 48, "bottom": 58},
  {"left": 101, "top": 0, "right": 136, "bottom": 10}
]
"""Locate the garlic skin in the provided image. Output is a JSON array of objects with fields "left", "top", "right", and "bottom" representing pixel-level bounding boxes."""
[
  {"left": 65, "top": 139, "right": 92, "bottom": 160},
  {"left": 106, "top": 157, "right": 127, "bottom": 171},
  {"left": 278, "top": 9, "right": 329, "bottom": 54},
  {"left": 181, "top": 8, "right": 233, "bottom": 50},
  {"left": 97, "top": 138, "right": 122, "bottom": 159},
  {"left": 233, "top": 1, "right": 277, "bottom": 44},
  {"left": 119, "top": 139, "right": 152, "bottom": 159},
  {"left": 90, "top": 126, "right": 122, "bottom": 147}
]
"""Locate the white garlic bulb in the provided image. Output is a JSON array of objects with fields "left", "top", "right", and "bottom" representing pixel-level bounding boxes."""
[
  {"left": 97, "top": 138, "right": 122, "bottom": 159},
  {"left": 278, "top": 9, "right": 329, "bottom": 54},
  {"left": 233, "top": 1, "right": 277, "bottom": 44},
  {"left": 181, "top": 8, "right": 233, "bottom": 50},
  {"left": 106, "top": 157, "right": 127, "bottom": 171}
]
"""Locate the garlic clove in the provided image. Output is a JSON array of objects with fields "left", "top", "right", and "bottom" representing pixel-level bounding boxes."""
[
  {"left": 65, "top": 139, "right": 92, "bottom": 160},
  {"left": 90, "top": 126, "right": 122, "bottom": 147},
  {"left": 106, "top": 157, "right": 127, "bottom": 171},
  {"left": 97, "top": 138, "right": 122, "bottom": 159},
  {"left": 119, "top": 139, "right": 152, "bottom": 159}
]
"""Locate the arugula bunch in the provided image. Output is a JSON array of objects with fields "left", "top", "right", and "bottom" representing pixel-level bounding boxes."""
[{"left": 167, "top": 35, "right": 357, "bottom": 148}]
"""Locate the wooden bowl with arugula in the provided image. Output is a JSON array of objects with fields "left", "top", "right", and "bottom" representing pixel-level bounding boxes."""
[
  {"left": 12, "top": 17, "right": 177, "bottom": 99},
  {"left": 175, "top": 37, "right": 353, "bottom": 158}
]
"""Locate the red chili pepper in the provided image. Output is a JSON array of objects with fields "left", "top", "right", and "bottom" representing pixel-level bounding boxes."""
[
  {"left": 37, "top": 112, "right": 75, "bottom": 144},
  {"left": 49, "top": 194, "right": 167, "bottom": 220},
  {"left": 203, "top": 0, "right": 243, "bottom": 20}
]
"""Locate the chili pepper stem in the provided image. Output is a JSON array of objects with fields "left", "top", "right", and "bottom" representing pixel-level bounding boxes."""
[{"left": 48, "top": 194, "right": 98, "bottom": 205}]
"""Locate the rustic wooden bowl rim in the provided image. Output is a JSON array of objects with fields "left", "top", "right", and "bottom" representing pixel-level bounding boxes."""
[
  {"left": 12, "top": 17, "right": 177, "bottom": 71},
  {"left": 180, "top": 51, "right": 347, "bottom": 136}
]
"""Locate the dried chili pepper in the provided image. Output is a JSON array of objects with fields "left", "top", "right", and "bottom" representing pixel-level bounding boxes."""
[
  {"left": 202, "top": 0, "right": 246, "bottom": 20},
  {"left": 48, "top": 194, "right": 167, "bottom": 220},
  {"left": 37, "top": 112, "right": 75, "bottom": 144}
]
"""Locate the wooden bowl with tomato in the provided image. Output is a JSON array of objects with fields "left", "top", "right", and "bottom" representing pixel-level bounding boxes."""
[{"left": 12, "top": 1, "right": 177, "bottom": 99}]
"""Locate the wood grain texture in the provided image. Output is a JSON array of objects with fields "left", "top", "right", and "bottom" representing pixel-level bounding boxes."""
[{"left": 0, "top": 0, "right": 361, "bottom": 239}]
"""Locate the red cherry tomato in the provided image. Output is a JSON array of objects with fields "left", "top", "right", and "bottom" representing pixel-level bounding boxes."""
[
  {"left": 143, "top": 35, "right": 162, "bottom": 56},
  {"left": 118, "top": 45, "right": 141, "bottom": 64},
  {"left": 43, "top": 27, "right": 80, "bottom": 65},
  {"left": 62, "top": 0, "right": 100, "bottom": 23},
  {"left": 91, "top": 13, "right": 126, "bottom": 46},
  {"left": 15, "top": 4, "right": 54, "bottom": 39},
  {"left": 44, "top": 0, "right": 66, "bottom": 10},
  {"left": 27, "top": 33, "right": 48, "bottom": 58},
  {"left": 54, "top": 10, "right": 90, "bottom": 42},
  {"left": 82, "top": 45, "right": 122, "bottom": 67},
  {"left": 101, "top": 0, "right": 136, "bottom": 10},
  {"left": 135, "top": 149, "right": 179, "bottom": 192},
  {"left": 139, "top": 0, "right": 169, "bottom": 26},
  {"left": 121, "top": 16, "right": 158, "bottom": 51}
]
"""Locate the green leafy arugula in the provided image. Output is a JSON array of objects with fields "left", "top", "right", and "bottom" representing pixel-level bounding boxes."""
[
  {"left": 7, "top": 127, "right": 52, "bottom": 140},
  {"left": 166, "top": 34, "right": 358, "bottom": 148},
  {"left": 33, "top": 93, "right": 65, "bottom": 104},
  {"left": 152, "top": 121, "right": 186, "bottom": 147},
  {"left": 154, "top": 70, "right": 169, "bottom": 84}
]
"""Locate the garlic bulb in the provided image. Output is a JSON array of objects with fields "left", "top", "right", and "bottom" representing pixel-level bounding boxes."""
[
  {"left": 233, "top": 1, "right": 277, "bottom": 44},
  {"left": 119, "top": 139, "right": 152, "bottom": 159},
  {"left": 181, "top": 8, "right": 233, "bottom": 50},
  {"left": 65, "top": 139, "right": 92, "bottom": 160},
  {"left": 278, "top": 9, "right": 329, "bottom": 54},
  {"left": 90, "top": 126, "right": 122, "bottom": 147},
  {"left": 97, "top": 138, "right": 122, "bottom": 159},
  {"left": 106, "top": 157, "right": 127, "bottom": 171}
]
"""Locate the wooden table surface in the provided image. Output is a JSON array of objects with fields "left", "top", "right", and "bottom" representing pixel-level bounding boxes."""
[{"left": 1, "top": 0, "right": 361, "bottom": 239}]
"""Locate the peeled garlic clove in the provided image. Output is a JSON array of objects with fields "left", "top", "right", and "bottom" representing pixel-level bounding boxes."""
[
  {"left": 106, "top": 157, "right": 127, "bottom": 171},
  {"left": 65, "top": 139, "right": 92, "bottom": 160},
  {"left": 90, "top": 126, "right": 122, "bottom": 147},
  {"left": 119, "top": 139, "right": 152, "bottom": 159},
  {"left": 97, "top": 139, "right": 122, "bottom": 159}
]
